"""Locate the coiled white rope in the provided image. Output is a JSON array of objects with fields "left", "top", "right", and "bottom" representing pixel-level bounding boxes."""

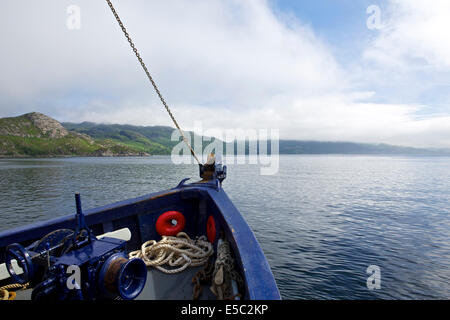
[{"left": 129, "top": 232, "right": 213, "bottom": 274}]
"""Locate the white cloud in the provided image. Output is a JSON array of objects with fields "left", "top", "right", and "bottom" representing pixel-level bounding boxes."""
[
  {"left": 0, "top": 0, "right": 449, "bottom": 148},
  {"left": 359, "top": 0, "right": 450, "bottom": 109},
  {"left": 364, "top": 0, "right": 450, "bottom": 70}
]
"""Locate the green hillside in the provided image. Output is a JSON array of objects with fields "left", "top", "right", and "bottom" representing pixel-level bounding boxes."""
[
  {"left": 1, "top": 112, "right": 448, "bottom": 158},
  {"left": 62, "top": 122, "right": 174, "bottom": 155},
  {"left": 0, "top": 113, "right": 146, "bottom": 157},
  {"left": 62, "top": 122, "right": 219, "bottom": 155}
]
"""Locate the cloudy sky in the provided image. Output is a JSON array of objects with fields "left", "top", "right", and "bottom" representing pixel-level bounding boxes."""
[{"left": 0, "top": 0, "right": 449, "bottom": 148}]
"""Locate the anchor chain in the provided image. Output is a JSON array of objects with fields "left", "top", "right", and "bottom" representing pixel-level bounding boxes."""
[
  {"left": 192, "top": 239, "right": 244, "bottom": 300},
  {"left": 192, "top": 257, "right": 215, "bottom": 300},
  {"left": 105, "top": 0, "right": 201, "bottom": 165},
  {"left": 211, "top": 240, "right": 244, "bottom": 300}
]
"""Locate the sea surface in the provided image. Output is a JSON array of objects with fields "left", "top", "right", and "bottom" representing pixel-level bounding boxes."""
[{"left": 0, "top": 155, "right": 449, "bottom": 299}]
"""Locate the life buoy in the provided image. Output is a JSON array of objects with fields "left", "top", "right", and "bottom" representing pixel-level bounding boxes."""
[
  {"left": 206, "top": 215, "right": 216, "bottom": 243},
  {"left": 156, "top": 211, "right": 186, "bottom": 236}
]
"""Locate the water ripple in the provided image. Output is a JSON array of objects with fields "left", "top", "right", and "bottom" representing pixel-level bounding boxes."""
[{"left": 0, "top": 155, "right": 449, "bottom": 299}]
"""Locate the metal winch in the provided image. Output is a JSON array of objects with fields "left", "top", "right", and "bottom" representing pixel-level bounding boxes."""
[{"left": 4, "top": 194, "right": 147, "bottom": 300}]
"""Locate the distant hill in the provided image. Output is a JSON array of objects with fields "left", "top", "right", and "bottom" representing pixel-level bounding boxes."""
[
  {"left": 63, "top": 120, "right": 450, "bottom": 156},
  {"left": 62, "top": 121, "right": 220, "bottom": 155},
  {"left": 0, "top": 113, "right": 148, "bottom": 157},
  {"left": 277, "top": 140, "right": 449, "bottom": 155},
  {"left": 62, "top": 122, "right": 175, "bottom": 155},
  {"left": 1, "top": 112, "right": 448, "bottom": 157}
]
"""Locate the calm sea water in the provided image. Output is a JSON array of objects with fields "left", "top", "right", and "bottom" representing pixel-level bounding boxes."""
[{"left": 0, "top": 155, "right": 449, "bottom": 299}]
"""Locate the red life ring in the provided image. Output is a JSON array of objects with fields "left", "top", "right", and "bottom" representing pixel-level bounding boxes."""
[
  {"left": 156, "top": 211, "right": 186, "bottom": 236},
  {"left": 207, "top": 215, "right": 216, "bottom": 243}
]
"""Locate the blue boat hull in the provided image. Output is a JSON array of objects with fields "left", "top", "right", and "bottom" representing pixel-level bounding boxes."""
[{"left": 0, "top": 179, "right": 281, "bottom": 300}]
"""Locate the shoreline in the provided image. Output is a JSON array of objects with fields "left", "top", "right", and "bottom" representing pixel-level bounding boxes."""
[
  {"left": 1, "top": 153, "right": 450, "bottom": 160},
  {"left": 0, "top": 154, "right": 153, "bottom": 159}
]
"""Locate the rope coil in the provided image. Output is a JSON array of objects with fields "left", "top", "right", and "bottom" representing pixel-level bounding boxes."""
[
  {"left": 211, "top": 240, "right": 243, "bottom": 299},
  {"left": 129, "top": 232, "right": 213, "bottom": 274},
  {"left": 192, "top": 240, "right": 244, "bottom": 300},
  {"left": 0, "top": 283, "right": 29, "bottom": 301}
]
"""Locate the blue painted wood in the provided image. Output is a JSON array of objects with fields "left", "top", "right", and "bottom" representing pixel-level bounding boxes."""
[{"left": 205, "top": 188, "right": 281, "bottom": 300}]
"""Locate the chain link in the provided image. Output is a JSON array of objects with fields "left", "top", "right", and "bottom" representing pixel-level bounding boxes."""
[{"left": 106, "top": 0, "right": 201, "bottom": 164}]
